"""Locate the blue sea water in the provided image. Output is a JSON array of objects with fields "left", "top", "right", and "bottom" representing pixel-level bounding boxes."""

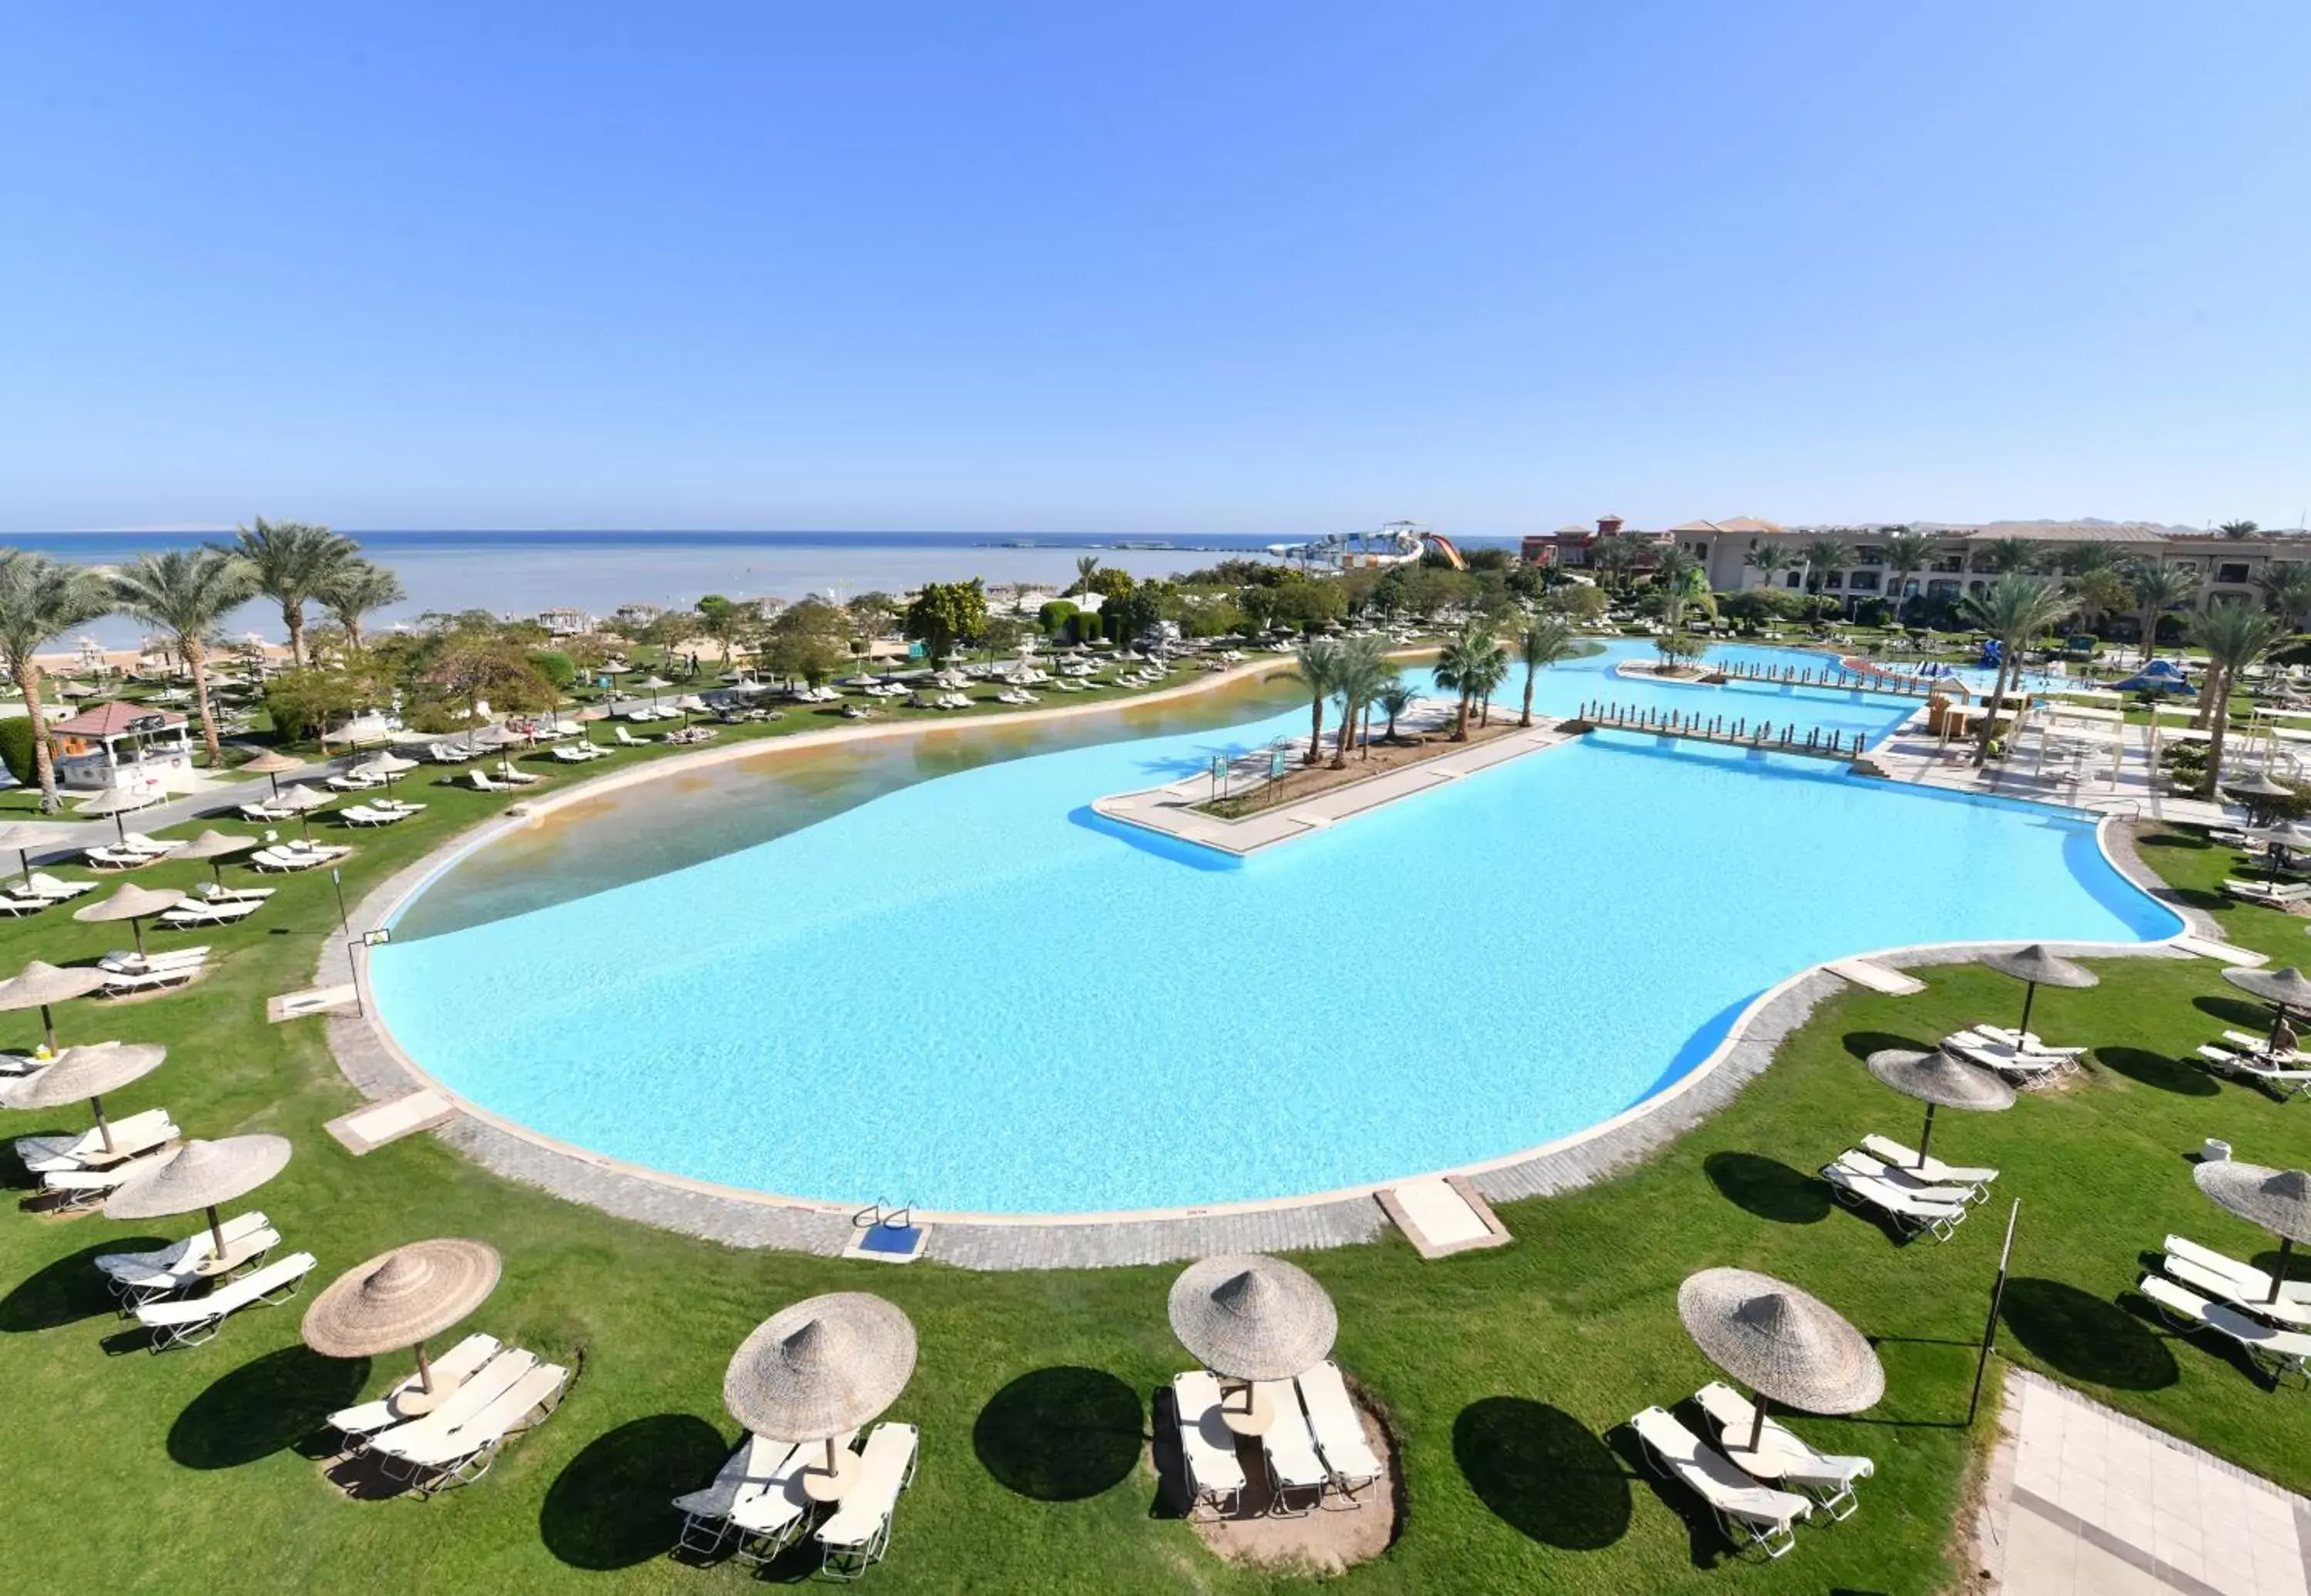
[{"left": 371, "top": 642, "right": 2179, "bottom": 1214}]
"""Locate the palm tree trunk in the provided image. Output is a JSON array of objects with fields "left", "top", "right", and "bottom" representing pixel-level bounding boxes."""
[
  {"left": 186, "top": 637, "right": 224, "bottom": 766},
  {"left": 282, "top": 601, "right": 305, "bottom": 669},
  {"left": 1306, "top": 697, "right": 1324, "bottom": 766},
  {"left": 1384, "top": 706, "right": 1399, "bottom": 741},
  {"left": 2201, "top": 665, "right": 2232, "bottom": 799},
  {"left": 12, "top": 662, "right": 61, "bottom": 812},
  {"left": 1973, "top": 654, "right": 2012, "bottom": 768},
  {"left": 1453, "top": 691, "right": 1471, "bottom": 741},
  {"left": 345, "top": 615, "right": 365, "bottom": 652},
  {"left": 1333, "top": 698, "right": 1352, "bottom": 768}
]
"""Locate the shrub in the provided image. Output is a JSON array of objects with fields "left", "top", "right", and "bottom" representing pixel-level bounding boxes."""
[
  {"left": 1038, "top": 600, "right": 1078, "bottom": 639},
  {"left": 528, "top": 650, "right": 578, "bottom": 689},
  {"left": 0, "top": 715, "right": 35, "bottom": 784}
]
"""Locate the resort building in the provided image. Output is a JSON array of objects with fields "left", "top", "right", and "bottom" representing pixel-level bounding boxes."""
[
  {"left": 612, "top": 602, "right": 662, "bottom": 626},
  {"left": 536, "top": 607, "right": 594, "bottom": 636},
  {"left": 47, "top": 700, "right": 193, "bottom": 792}
]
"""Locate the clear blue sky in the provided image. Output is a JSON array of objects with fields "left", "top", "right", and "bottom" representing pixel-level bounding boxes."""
[{"left": 5, "top": 3, "right": 2306, "bottom": 536}]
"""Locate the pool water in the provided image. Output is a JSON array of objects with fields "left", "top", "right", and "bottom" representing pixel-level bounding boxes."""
[{"left": 371, "top": 642, "right": 2180, "bottom": 1215}]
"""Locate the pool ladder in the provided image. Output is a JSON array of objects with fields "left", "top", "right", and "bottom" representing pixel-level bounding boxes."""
[{"left": 854, "top": 1199, "right": 914, "bottom": 1234}]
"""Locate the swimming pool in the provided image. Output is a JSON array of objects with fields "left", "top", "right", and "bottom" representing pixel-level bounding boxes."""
[{"left": 370, "top": 642, "right": 2181, "bottom": 1215}]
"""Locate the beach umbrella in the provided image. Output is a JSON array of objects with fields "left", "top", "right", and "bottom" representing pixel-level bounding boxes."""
[
  {"left": 355, "top": 752, "right": 418, "bottom": 790},
  {"left": 73, "top": 786, "right": 160, "bottom": 843},
  {"left": 1169, "top": 1253, "right": 1338, "bottom": 1433},
  {"left": 173, "top": 829, "right": 259, "bottom": 888},
  {"left": 238, "top": 748, "right": 304, "bottom": 796},
  {"left": 1678, "top": 1267, "right": 1885, "bottom": 1453},
  {"left": 725, "top": 1293, "right": 917, "bottom": 1500},
  {"left": 635, "top": 674, "right": 673, "bottom": 706},
  {"left": 2195, "top": 1160, "right": 2311, "bottom": 1304},
  {"left": 1865, "top": 1048, "right": 2017, "bottom": 1168},
  {"left": 73, "top": 883, "right": 186, "bottom": 959},
  {"left": 2225, "top": 773, "right": 2296, "bottom": 825},
  {"left": 105, "top": 1134, "right": 290, "bottom": 1262},
  {"left": 0, "top": 959, "right": 109, "bottom": 1051},
  {"left": 2224, "top": 966, "right": 2311, "bottom": 1051},
  {"left": 1979, "top": 945, "right": 2098, "bottom": 1036},
  {"left": 0, "top": 820, "right": 72, "bottom": 887},
  {"left": 302, "top": 1239, "right": 502, "bottom": 1409},
  {"left": 270, "top": 783, "right": 334, "bottom": 840},
  {"left": 0, "top": 1041, "right": 166, "bottom": 1155},
  {"left": 2247, "top": 821, "right": 2311, "bottom": 884}
]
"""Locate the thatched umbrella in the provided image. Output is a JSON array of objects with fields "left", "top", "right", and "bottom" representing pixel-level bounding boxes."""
[
  {"left": 725, "top": 1293, "right": 917, "bottom": 1501},
  {"left": 0, "top": 959, "right": 109, "bottom": 1051},
  {"left": 355, "top": 752, "right": 418, "bottom": 790},
  {"left": 73, "top": 786, "right": 160, "bottom": 843},
  {"left": 0, "top": 1040, "right": 166, "bottom": 1155},
  {"left": 73, "top": 883, "right": 186, "bottom": 959},
  {"left": 635, "top": 674, "right": 673, "bottom": 707},
  {"left": 2225, "top": 772, "right": 2296, "bottom": 826},
  {"left": 1865, "top": 1048, "right": 2017, "bottom": 1169},
  {"left": 173, "top": 829, "right": 258, "bottom": 888},
  {"left": 0, "top": 820, "right": 72, "bottom": 886},
  {"left": 238, "top": 748, "right": 304, "bottom": 797},
  {"left": 2223, "top": 966, "right": 2311, "bottom": 1052},
  {"left": 106, "top": 1134, "right": 291, "bottom": 1262},
  {"left": 269, "top": 783, "right": 335, "bottom": 840},
  {"left": 2195, "top": 1160, "right": 2311, "bottom": 1305},
  {"left": 302, "top": 1239, "right": 503, "bottom": 1411},
  {"left": 1169, "top": 1253, "right": 1338, "bottom": 1434},
  {"left": 1679, "top": 1267, "right": 1885, "bottom": 1452},
  {"left": 1979, "top": 945, "right": 2098, "bottom": 1037}
]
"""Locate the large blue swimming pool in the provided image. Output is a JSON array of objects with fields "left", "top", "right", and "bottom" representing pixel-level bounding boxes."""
[{"left": 371, "top": 642, "right": 2181, "bottom": 1214}]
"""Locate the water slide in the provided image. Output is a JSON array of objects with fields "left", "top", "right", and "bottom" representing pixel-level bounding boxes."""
[{"left": 1420, "top": 533, "right": 1468, "bottom": 572}]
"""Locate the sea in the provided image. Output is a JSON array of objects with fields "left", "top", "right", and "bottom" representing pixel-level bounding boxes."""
[{"left": 3, "top": 528, "right": 1520, "bottom": 649}]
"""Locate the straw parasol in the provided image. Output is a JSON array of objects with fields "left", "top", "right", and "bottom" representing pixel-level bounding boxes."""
[
  {"left": 635, "top": 674, "right": 673, "bottom": 706},
  {"left": 1865, "top": 1048, "right": 2017, "bottom": 1169},
  {"left": 1979, "top": 945, "right": 2098, "bottom": 1036},
  {"left": 302, "top": 1239, "right": 503, "bottom": 1408},
  {"left": 106, "top": 1134, "right": 290, "bottom": 1261},
  {"left": 1169, "top": 1253, "right": 1337, "bottom": 1433},
  {"left": 238, "top": 748, "right": 304, "bottom": 796},
  {"left": 355, "top": 751, "right": 418, "bottom": 783},
  {"left": 173, "top": 829, "right": 258, "bottom": 887},
  {"left": 0, "top": 1041, "right": 166, "bottom": 1155},
  {"left": 73, "top": 786, "right": 161, "bottom": 842},
  {"left": 0, "top": 820, "right": 72, "bottom": 886},
  {"left": 725, "top": 1293, "right": 917, "bottom": 1499},
  {"left": 2195, "top": 1160, "right": 2311, "bottom": 1304},
  {"left": 0, "top": 959, "right": 109, "bottom": 1051},
  {"left": 73, "top": 883, "right": 186, "bottom": 958},
  {"left": 1678, "top": 1267, "right": 1885, "bottom": 1452},
  {"left": 2224, "top": 966, "right": 2311, "bottom": 1051}
]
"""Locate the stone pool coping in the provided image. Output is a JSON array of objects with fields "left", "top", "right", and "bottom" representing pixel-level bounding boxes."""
[{"left": 320, "top": 668, "right": 2215, "bottom": 1270}]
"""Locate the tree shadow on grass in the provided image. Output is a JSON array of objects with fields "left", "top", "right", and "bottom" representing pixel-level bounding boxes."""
[
  {"left": 2001, "top": 1278, "right": 2178, "bottom": 1390},
  {"left": 2195, "top": 995, "right": 2276, "bottom": 1031},
  {"left": 542, "top": 1413, "right": 729, "bottom": 1570},
  {"left": 1843, "top": 1030, "right": 1929, "bottom": 1065},
  {"left": 169, "top": 1344, "right": 369, "bottom": 1469},
  {"left": 2095, "top": 1047, "right": 2219, "bottom": 1097},
  {"left": 1703, "top": 1152, "right": 1832, "bottom": 1225},
  {"left": 0, "top": 1239, "right": 163, "bottom": 1333},
  {"left": 2140, "top": 832, "right": 2213, "bottom": 853},
  {"left": 1454, "top": 1397, "right": 1631, "bottom": 1551},
  {"left": 974, "top": 1366, "right": 1143, "bottom": 1502}
]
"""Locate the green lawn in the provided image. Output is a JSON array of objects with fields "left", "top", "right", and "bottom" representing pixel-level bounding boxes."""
[{"left": 3, "top": 738, "right": 2310, "bottom": 1590}]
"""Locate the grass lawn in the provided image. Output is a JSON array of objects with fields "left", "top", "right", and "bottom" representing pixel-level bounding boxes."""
[{"left": 3, "top": 726, "right": 2311, "bottom": 1589}]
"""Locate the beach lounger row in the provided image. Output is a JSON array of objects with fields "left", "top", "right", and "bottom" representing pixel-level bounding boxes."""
[
  {"left": 1944, "top": 1026, "right": 2082, "bottom": 1085},
  {"left": 160, "top": 896, "right": 263, "bottom": 927},
  {"left": 1627, "top": 1405, "right": 1812, "bottom": 1557},
  {"left": 2224, "top": 878, "right": 2311, "bottom": 905},
  {"left": 1170, "top": 1363, "right": 1383, "bottom": 1521},
  {"left": 252, "top": 843, "right": 350, "bottom": 871},
  {"left": 42, "top": 1145, "right": 179, "bottom": 1212},
  {"left": 362, "top": 1346, "right": 572, "bottom": 1494},
  {"left": 97, "top": 946, "right": 208, "bottom": 994},
  {"left": 16, "top": 1107, "right": 179, "bottom": 1175},
  {"left": 673, "top": 1420, "right": 915, "bottom": 1574},
  {"left": 341, "top": 802, "right": 427, "bottom": 826},
  {"left": 2197, "top": 1038, "right": 2311, "bottom": 1100},
  {"left": 1822, "top": 1135, "right": 1997, "bottom": 1242},
  {"left": 553, "top": 741, "right": 607, "bottom": 762},
  {"left": 2140, "top": 1271, "right": 2311, "bottom": 1386},
  {"left": 136, "top": 1252, "right": 317, "bottom": 1350},
  {"left": 98, "top": 1210, "right": 280, "bottom": 1306},
  {"left": 0, "top": 873, "right": 99, "bottom": 914}
]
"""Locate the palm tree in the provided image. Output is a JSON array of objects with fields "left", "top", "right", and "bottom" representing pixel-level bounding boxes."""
[
  {"left": 1328, "top": 638, "right": 1391, "bottom": 766},
  {"left": 1743, "top": 542, "right": 1792, "bottom": 590},
  {"left": 0, "top": 551, "right": 114, "bottom": 810},
  {"left": 1289, "top": 639, "right": 1343, "bottom": 766},
  {"left": 1959, "top": 575, "right": 2072, "bottom": 767},
  {"left": 1432, "top": 622, "right": 1506, "bottom": 739},
  {"left": 2192, "top": 602, "right": 2286, "bottom": 796},
  {"left": 2219, "top": 520, "right": 2261, "bottom": 538},
  {"left": 1514, "top": 616, "right": 1578, "bottom": 726},
  {"left": 2128, "top": 561, "right": 2198, "bottom": 662},
  {"left": 1802, "top": 537, "right": 1853, "bottom": 618},
  {"left": 2069, "top": 566, "right": 2133, "bottom": 637},
  {"left": 228, "top": 518, "right": 357, "bottom": 666},
  {"left": 2260, "top": 562, "right": 2311, "bottom": 633},
  {"left": 2059, "top": 541, "right": 2120, "bottom": 578},
  {"left": 1071, "top": 555, "right": 1101, "bottom": 598},
  {"left": 319, "top": 559, "right": 408, "bottom": 652},
  {"left": 108, "top": 549, "right": 257, "bottom": 766},
  {"left": 1975, "top": 537, "right": 2039, "bottom": 576},
  {"left": 1589, "top": 538, "right": 1643, "bottom": 595},
  {"left": 1376, "top": 682, "right": 1417, "bottom": 743},
  {"left": 1878, "top": 528, "right": 1939, "bottom": 619}
]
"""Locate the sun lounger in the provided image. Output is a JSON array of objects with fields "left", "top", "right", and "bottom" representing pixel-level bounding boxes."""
[
  {"left": 16, "top": 1106, "right": 179, "bottom": 1172},
  {"left": 251, "top": 845, "right": 345, "bottom": 871},
  {"left": 159, "top": 897, "right": 262, "bottom": 927},
  {"left": 2225, "top": 878, "right": 2311, "bottom": 904},
  {"left": 367, "top": 1349, "right": 539, "bottom": 1469},
  {"left": 99, "top": 1210, "right": 274, "bottom": 1296},
  {"left": 1694, "top": 1382, "right": 1874, "bottom": 1519},
  {"left": 674, "top": 1433, "right": 797, "bottom": 1557},
  {"left": 467, "top": 770, "right": 505, "bottom": 792},
  {"left": 116, "top": 833, "right": 177, "bottom": 857},
  {"left": 86, "top": 845, "right": 163, "bottom": 870},
  {"left": 339, "top": 805, "right": 413, "bottom": 826},
  {"left": 1294, "top": 1360, "right": 1384, "bottom": 1503},
  {"left": 2196, "top": 1046, "right": 2311, "bottom": 1100},
  {"left": 1628, "top": 1405, "right": 1812, "bottom": 1558},
  {"left": 101, "top": 945, "right": 207, "bottom": 975},
  {"left": 239, "top": 801, "right": 294, "bottom": 821},
  {"left": 391, "top": 1360, "right": 570, "bottom": 1494},
  {"left": 2139, "top": 1272, "right": 2311, "bottom": 1385},
  {"left": 42, "top": 1146, "right": 178, "bottom": 1212},
  {"left": 1821, "top": 1161, "right": 1969, "bottom": 1241},
  {"left": 101, "top": 957, "right": 206, "bottom": 995},
  {"left": 23, "top": 872, "right": 94, "bottom": 902},
  {"left": 200, "top": 884, "right": 273, "bottom": 904},
  {"left": 2162, "top": 1236, "right": 2311, "bottom": 1321},
  {"left": 111, "top": 1221, "right": 282, "bottom": 1306},
  {"left": 1973, "top": 1024, "right": 2085, "bottom": 1060},
  {"left": 1830, "top": 1151, "right": 1977, "bottom": 1208},
  {"left": 133, "top": 1251, "right": 316, "bottom": 1350},
  {"left": 1857, "top": 1135, "right": 1997, "bottom": 1191},
  {"left": 816, "top": 1422, "right": 919, "bottom": 1579},
  {"left": 326, "top": 1333, "right": 505, "bottom": 1445},
  {"left": 730, "top": 1430, "right": 853, "bottom": 1563},
  {"left": 1170, "top": 1370, "right": 1248, "bottom": 1519},
  {"left": 491, "top": 763, "right": 541, "bottom": 785},
  {"left": 0, "top": 891, "right": 52, "bottom": 916},
  {"left": 1944, "top": 1031, "right": 2071, "bottom": 1085},
  {"left": 1251, "top": 1380, "right": 1330, "bottom": 1514}
]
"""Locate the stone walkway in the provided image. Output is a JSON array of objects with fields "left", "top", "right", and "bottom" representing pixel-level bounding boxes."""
[{"left": 1984, "top": 1370, "right": 2311, "bottom": 1595}]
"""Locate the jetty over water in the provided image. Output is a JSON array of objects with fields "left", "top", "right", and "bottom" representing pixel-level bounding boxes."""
[{"left": 1573, "top": 699, "right": 1876, "bottom": 763}]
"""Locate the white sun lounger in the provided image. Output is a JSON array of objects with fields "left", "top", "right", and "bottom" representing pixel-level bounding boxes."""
[
  {"left": 1944, "top": 1031, "right": 2068, "bottom": 1085},
  {"left": 1251, "top": 1380, "right": 1330, "bottom": 1515},
  {"left": 1830, "top": 1151, "right": 1977, "bottom": 1209},
  {"left": 391, "top": 1360, "right": 570, "bottom": 1494},
  {"left": 86, "top": 845, "right": 165, "bottom": 870},
  {"left": 2197, "top": 1046, "right": 2311, "bottom": 1100},
  {"left": 159, "top": 897, "right": 262, "bottom": 927},
  {"left": 325, "top": 1333, "right": 505, "bottom": 1445},
  {"left": 1694, "top": 1382, "right": 1874, "bottom": 1519},
  {"left": 1171, "top": 1370, "right": 1247, "bottom": 1519},
  {"left": 102, "top": 960, "right": 206, "bottom": 996},
  {"left": 674, "top": 1433, "right": 797, "bottom": 1557},
  {"left": 2225, "top": 878, "right": 2311, "bottom": 904},
  {"left": 1821, "top": 1162, "right": 1969, "bottom": 1242},
  {"left": 112, "top": 1222, "right": 282, "bottom": 1306},
  {"left": 1294, "top": 1360, "right": 1384, "bottom": 1503},
  {"left": 134, "top": 1251, "right": 317, "bottom": 1350},
  {"left": 0, "top": 891, "right": 53, "bottom": 915},
  {"left": 366, "top": 1348, "right": 539, "bottom": 1467},
  {"left": 200, "top": 884, "right": 274, "bottom": 904},
  {"left": 100, "top": 944, "right": 208, "bottom": 974},
  {"left": 17, "top": 1106, "right": 179, "bottom": 1173},
  {"left": 2162, "top": 1236, "right": 2311, "bottom": 1324},
  {"left": 116, "top": 833, "right": 178, "bottom": 857},
  {"left": 1857, "top": 1135, "right": 1998, "bottom": 1192},
  {"left": 338, "top": 804, "right": 412, "bottom": 826},
  {"left": 99, "top": 1210, "right": 275, "bottom": 1297},
  {"left": 816, "top": 1422, "right": 918, "bottom": 1579},
  {"left": 24, "top": 872, "right": 95, "bottom": 901},
  {"left": 1973, "top": 1024, "right": 2085, "bottom": 1059},
  {"left": 2139, "top": 1273, "right": 2311, "bottom": 1385},
  {"left": 730, "top": 1430, "right": 853, "bottom": 1564},
  {"left": 1628, "top": 1405, "right": 1812, "bottom": 1558}
]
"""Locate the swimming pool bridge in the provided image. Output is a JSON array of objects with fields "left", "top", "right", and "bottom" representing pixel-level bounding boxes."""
[{"left": 1572, "top": 699, "right": 1880, "bottom": 765}]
